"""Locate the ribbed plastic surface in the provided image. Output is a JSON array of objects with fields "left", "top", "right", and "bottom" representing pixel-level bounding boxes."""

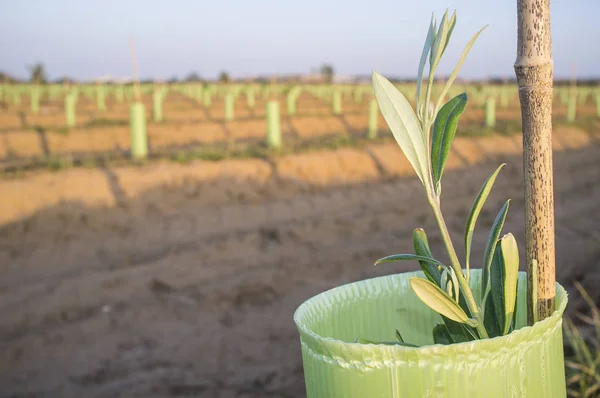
[{"left": 294, "top": 270, "right": 568, "bottom": 398}]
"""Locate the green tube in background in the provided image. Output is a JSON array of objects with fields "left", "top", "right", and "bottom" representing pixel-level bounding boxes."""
[
  {"left": 203, "top": 90, "right": 212, "bottom": 107},
  {"left": 266, "top": 101, "right": 281, "bottom": 148},
  {"left": 224, "top": 94, "right": 234, "bottom": 121},
  {"left": 153, "top": 91, "right": 164, "bottom": 122},
  {"left": 567, "top": 93, "right": 577, "bottom": 123},
  {"left": 65, "top": 93, "right": 76, "bottom": 128},
  {"left": 287, "top": 92, "right": 296, "bottom": 116},
  {"left": 246, "top": 89, "right": 255, "bottom": 109},
  {"left": 596, "top": 93, "right": 600, "bottom": 118},
  {"left": 129, "top": 102, "right": 148, "bottom": 159},
  {"left": 30, "top": 87, "right": 40, "bottom": 114},
  {"left": 294, "top": 269, "right": 568, "bottom": 398},
  {"left": 332, "top": 91, "right": 342, "bottom": 115},
  {"left": 97, "top": 86, "right": 106, "bottom": 111},
  {"left": 485, "top": 96, "right": 496, "bottom": 128},
  {"left": 368, "top": 99, "right": 378, "bottom": 139}
]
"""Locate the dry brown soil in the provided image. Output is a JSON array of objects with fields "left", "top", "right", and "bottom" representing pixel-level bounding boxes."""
[{"left": 0, "top": 127, "right": 599, "bottom": 397}]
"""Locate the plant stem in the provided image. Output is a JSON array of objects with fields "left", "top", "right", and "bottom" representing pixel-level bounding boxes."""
[{"left": 428, "top": 194, "right": 489, "bottom": 339}]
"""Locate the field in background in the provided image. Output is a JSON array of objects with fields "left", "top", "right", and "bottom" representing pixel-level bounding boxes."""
[
  {"left": 0, "top": 81, "right": 598, "bottom": 172},
  {"left": 1, "top": 82, "right": 600, "bottom": 397}
]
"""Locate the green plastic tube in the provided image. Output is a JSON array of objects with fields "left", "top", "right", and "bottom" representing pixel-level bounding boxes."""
[
  {"left": 287, "top": 92, "right": 297, "bottom": 116},
  {"left": 368, "top": 99, "right": 378, "bottom": 139},
  {"left": 31, "top": 87, "right": 40, "bottom": 114},
  {"left": 333, "top": 91, "right": 342, "bottom": 115},
  {"left": 294, "top": 269, "right": 567, "bottom": 398},
  {"left": 153, "top": 91, "right": 163, "bottom": 122},
  {"left": 97, "top": 85, "right": 106, "bottom": 111},
  {"left": 266, "top": 101, "right": 281, "bottom": 148},
  {"left": 246, "top": 89, "right": 255, "bottom": 108},
  {"left": 65, "top": 93, "right": 76, "bottom": 128},
  {"left": 567, "top": 93, "right": 576, "bottom": 123},
  {"left": 203, "top": 90, "right": 212, "bottom": 107},
  {"left": 596, "top": 93, "right": 600, "bottom": 118},
  {"left": 485, "top": 96, "right": 496, "bottom": 128},
  {"left": 129, "top": 102, "right": 148, "bottom": 159},
  {"left": 224, "top": 94, "right": 234, "bottom": 121}
]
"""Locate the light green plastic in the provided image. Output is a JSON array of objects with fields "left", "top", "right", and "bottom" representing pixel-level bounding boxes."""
[
  {"left": 596, "top": 93, "right": 600, "bottom": 118},
  {"left": 64, "top": 93, "right": 76, "bottom": 128},
  {"left": 31, "top": 87, "right": 40, "bottom": 114},
  {"left": 333, "top": 91, "right": 342, "bottom": 115},
  {"left": 97, "top": 85, "right": 106, "bottom": 111},
  {"left": 153, "top": 91, "right": 163, "bottom": 122},
  {"left": 266, "top": 101, "right": 281, "bottom": 148},
  {"left": 294, "top": 269, "right": 567, "bottom": 398},
  {"left": 485, "top": 96, "right": 496, "bottom": 128},
  {"left": 225, "top": 94, "right": 234, "bottom": 121},
  {"left": 129, "top": 102, "right": 148, "bottom": 159},
  {"left": 247, "top": 89, "right": 255, "bottom": 108},
  {"left": 368, "top": 99, "right": 378, "bottom": 139}
]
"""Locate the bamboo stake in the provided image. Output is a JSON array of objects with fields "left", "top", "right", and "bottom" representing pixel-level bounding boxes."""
[{"left": 515, "top": 0, "right": 556, "bottom": 325}]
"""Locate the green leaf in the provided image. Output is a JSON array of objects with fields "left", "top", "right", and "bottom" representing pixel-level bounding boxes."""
[
  {"left": 464, "top": 163, "right": 505, "bottom": 279},
  {"left": 416, "top": 15, "right": 437, "bottom": 117},
  {"left": 436, "top": 25, "right": 488, "bottom": 112},
  {"left": 483, "top": 281, "right": 502, "bottom": 338},
  {"left": 492, "top": 233, "right": 519, "bottom": 335},
  {"left": 481, "top": 200, "right": 511, "bottom": 304},
  {"left": 355, "top": 337, "right": 419, "bottom": 348},
  {"left": 409, "top": 277, "right": 473, "bottom": 325},
  {"left": 430, "top": 10, "right": 450, "bottom": 70},
  {"left": 372, "top": 71, "right": 430, "bottom": 186},
  {"left": 433, "top": 324, "right": 452, "bottom": 345},
  {"left": 431, "top": 93, "right": 468, "bottom": 192},
  {"left": 442, "top": 11, "right": 457, "bottom": 55},
  {"left": 412, "top": 228, "right": 443, "bottom": 284},
  {"left": 375, "top": 253, "right": 447, "bottom": 270}
]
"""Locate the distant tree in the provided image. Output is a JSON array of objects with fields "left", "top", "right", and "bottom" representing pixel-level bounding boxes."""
[
  {"left": 320, "top": 64, "right": 335, "bottom": 83},
  {"left": 184, "top": 72, "right": 203, "bottom": 82},
  {"left": 218, "top": 70, "right": 231, "bottom": 83},
  {"left": 167, "top": 76, "right": 179, "bottom": 84},
  {"left": 0, "top": 71, "right": 17, "bottom": 83},
  {"left": 28, "top": 63, "right": 47, "bottom": 84}
]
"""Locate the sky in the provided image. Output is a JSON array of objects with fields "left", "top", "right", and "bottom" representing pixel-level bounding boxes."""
[{"left": 1, "top": 0, "right": 598, "bottom": 82}]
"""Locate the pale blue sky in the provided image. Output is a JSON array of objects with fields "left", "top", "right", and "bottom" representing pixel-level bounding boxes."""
[{"left": 1, "top": 0, "right": 598, "bottom": 81}]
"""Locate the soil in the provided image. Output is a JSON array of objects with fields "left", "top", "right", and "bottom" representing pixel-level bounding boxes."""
[{"left": 0, "top": 126, "right": 599, "bottom": 397}]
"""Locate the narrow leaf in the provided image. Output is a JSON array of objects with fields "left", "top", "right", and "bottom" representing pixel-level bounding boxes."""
[
  {"left": 372, "top": 71, "right": 429, "bottom": 186},
  {"left": 413, "top": 228, "right": 443, "bottom": 284},
  {"left": 409, "top": 277, "right": 472, "bottom": 324},
  {"left": 500, "top": 233, "right": 519, "bottom": 335},
  {"left": 489, "top": 244, "right": 506, "bottom": 335},
  {"left": 431, "top": 93, "right": 468, "bottom": 191},
  {"left": 464, "top": 163, "right": 505, "bottom": 279},
  {"left": 416, "top": 15, "right": 437, "bottom": 117},
  {"left": 375, "top": 253, "right": 447, "bottom": 270},
  {"left": 481, "top": 200, "right": 511, "bottom": 303},
  {"left": 437, "top": 25, "right": 488, "bottom": 111},
  {"left": 433, "top": 324, "right": 452, "bottom": 345},
  {"left": 442, "top": 11, "right": 457, "bottom": 55},
  {"left": 430, "top": 10, "right": 450, "bottom": 70}
]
